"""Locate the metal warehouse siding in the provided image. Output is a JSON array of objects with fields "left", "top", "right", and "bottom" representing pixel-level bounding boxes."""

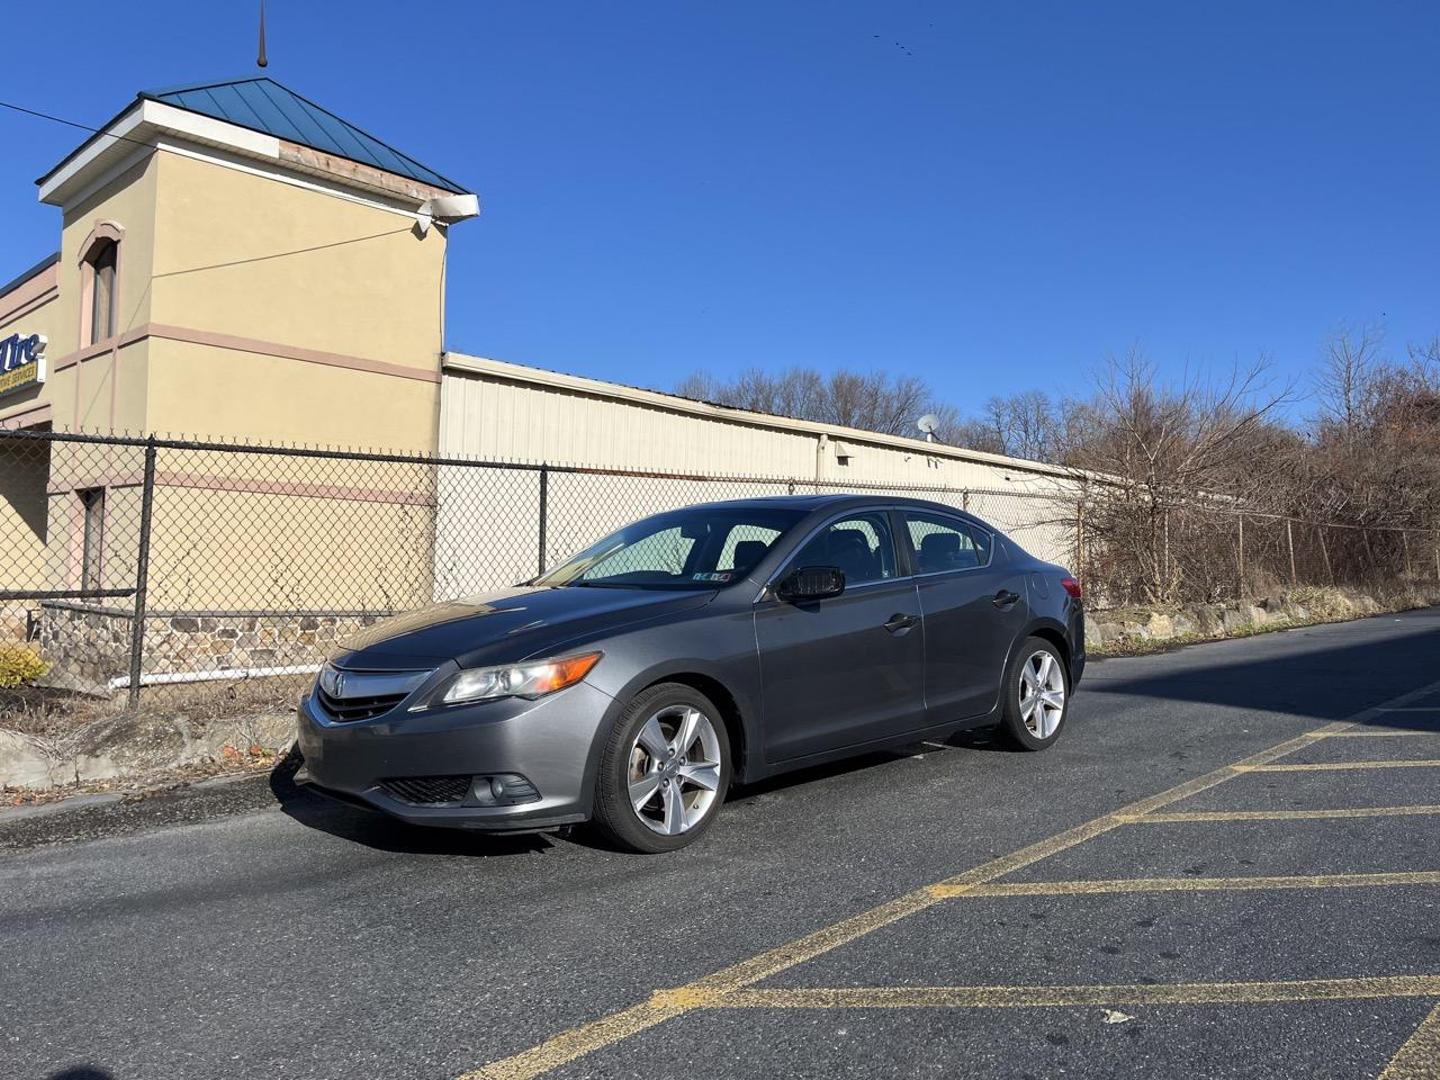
[
  {"left": 440, "top": 367, "right": 819, "bottom": 476},
  {"left": 435, "top": 356, "right": 1087, "bottom": 587},
  {"left": 438, "top": 356, "right": 1076, "bottom": 492}
]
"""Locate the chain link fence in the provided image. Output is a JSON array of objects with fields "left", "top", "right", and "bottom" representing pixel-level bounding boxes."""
[{"left": 2, "top": 428, "right": 1436, "bottom": 718}]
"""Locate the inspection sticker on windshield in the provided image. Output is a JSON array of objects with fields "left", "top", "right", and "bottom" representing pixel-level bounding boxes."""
[{"left": 692, "top": 571, "right": 732, "bottom": 582}]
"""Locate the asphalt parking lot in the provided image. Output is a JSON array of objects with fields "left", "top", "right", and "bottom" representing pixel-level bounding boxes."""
[{"left": 3, "top": 609, "right": 1440, "bottom": 1080}]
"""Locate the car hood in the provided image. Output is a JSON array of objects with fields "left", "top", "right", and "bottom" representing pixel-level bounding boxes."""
[{"left": 331, "top": 585, "right": 717, "bottom": 669}]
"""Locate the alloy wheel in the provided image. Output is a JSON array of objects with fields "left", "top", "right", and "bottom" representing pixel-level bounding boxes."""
[
  {"left": 626, "top": 704, "right": 723, "bottom": 836},
  {"left": 1018, "top": 649, "right": 1066, "bottom": 739}
]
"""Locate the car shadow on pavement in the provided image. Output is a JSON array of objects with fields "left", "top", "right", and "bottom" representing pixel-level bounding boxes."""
[
  {"left": 1092, "top": 616, "right": 1440, "bottom": 726},
  {"left": 267, "top": 749, "right": 555, "bottom": 858},
  {"left": 48, "top": 1069, "right": 115, "bottom": 1080},
  {"left": 727, "top": 724, "right": 1019, "bottom": 805}
]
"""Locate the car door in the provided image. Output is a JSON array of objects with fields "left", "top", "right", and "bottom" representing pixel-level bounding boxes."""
[
  {"left": 901, "top": 509, "right": 1029, "bottom": 723},
  {"left": 754, "top": 510, "right": 926, "bottom": 762}
]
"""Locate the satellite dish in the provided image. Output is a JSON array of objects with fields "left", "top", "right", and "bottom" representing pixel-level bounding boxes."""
[{"left": 916, "top": 414, "right": 940, "bottom": 441}]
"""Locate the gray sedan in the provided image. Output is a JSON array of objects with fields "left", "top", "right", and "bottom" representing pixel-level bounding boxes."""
[{"left": 295, "top": 494, "right": 1085, "bottom": 852}]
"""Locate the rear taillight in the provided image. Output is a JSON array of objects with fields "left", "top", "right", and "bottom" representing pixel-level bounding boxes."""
[{"left": 1060, "top": 577, "right": 1083, "bottom": 600}]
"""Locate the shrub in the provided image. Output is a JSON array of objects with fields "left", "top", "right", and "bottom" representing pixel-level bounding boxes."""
[{"left": 0, "top": 645, "right": 49, "bottom": 689}]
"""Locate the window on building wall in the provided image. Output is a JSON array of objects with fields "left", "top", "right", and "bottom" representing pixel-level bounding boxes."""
[
  {"left": 87, "top": 239, "right": 118, "bottom": 345},
  {"left": 80, "top": 488, "right": 106, "bottom": 592}
]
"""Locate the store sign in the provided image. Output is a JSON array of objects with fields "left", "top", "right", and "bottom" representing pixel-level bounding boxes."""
[{"left": 0, "top": 333, "right": 46, "bottom": 399}]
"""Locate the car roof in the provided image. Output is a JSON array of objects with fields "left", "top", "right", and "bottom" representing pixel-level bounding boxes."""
[{"left": 683, "top": 493, "right": 973, "bottom": 516}]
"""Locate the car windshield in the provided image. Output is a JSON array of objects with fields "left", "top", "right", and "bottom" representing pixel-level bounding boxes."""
[{"left": 537, "top": 506, "right": 807, "bottom": 590}]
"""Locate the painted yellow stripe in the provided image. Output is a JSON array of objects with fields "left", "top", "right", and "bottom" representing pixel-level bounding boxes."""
[
  {"left": 1119, "top": 805, "right": 1440, "bottom": 824},
  {"left": 459, "top": 677, "right": 1440, "bottom": 1080},
  {"left": 1238, "top": 760, "right": 1440, "bottom": 772},
  {"left": 460, "top": 722, "right": 1356, "bottom": 1080},
  {"left": 714, "top": 975, "right": 1440, "bottom": 1010},
  {"left": 1321, "top": 729, "right": 1439, "bottom": 737},
  {"left": 1381, "top": 1001, "right": 1440, "bottom": 1080},
  {"left": 929, "top": 870, "right": 1440, "bottom": 899}
]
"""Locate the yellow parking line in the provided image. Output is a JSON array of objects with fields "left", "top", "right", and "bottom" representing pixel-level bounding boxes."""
[
  {"left": 928, "top": 870, "right": 1440, "bottom": 899},
  {"left": 1321, "top": 729, "right": 1438, "bottom": 737},
  {"left": 460, "top": 724, "right": 1355, "bottom": 1080},
  {"left": 459, "top": 676, "right": 1440, "bottom": 1080},
  {"left": 1238, "top": 760, "right": 1440, "bottom": 772},
  {"left": 712, "top": 975, "right": 1440, "bottom": 1010},
  {"left": 1118, "top": 805, "right": 1440, "bottom": 823},
  {"left": 1382, "top": 1002, "right": 1440, "bottom": 1080}
]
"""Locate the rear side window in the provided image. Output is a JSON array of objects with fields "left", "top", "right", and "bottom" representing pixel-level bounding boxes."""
[{"left": 904, "top": 511, "right": 992, "bottom": 574}]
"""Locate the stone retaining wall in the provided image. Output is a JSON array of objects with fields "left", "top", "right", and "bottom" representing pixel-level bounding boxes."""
[
  {"left": 1088, "top": 586, "right": 1440, "bottom": 652},
  {"left": 37, "top": 603, "right": 389, "bottom": 693}
]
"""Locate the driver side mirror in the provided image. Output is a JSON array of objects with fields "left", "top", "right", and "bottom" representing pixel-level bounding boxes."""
[{"left": 776, "top": 565, "right": 846, "bottom": 602}]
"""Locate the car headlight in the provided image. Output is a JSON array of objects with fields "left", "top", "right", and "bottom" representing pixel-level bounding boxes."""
[{"left": 412, "top": 652, "right": 602, "bottom": 710}]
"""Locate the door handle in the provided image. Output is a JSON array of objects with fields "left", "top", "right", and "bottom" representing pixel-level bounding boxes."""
[
  {"left": 992, "top": 590, "right": 1021, "bottom": 610},
  {"left": 884, "top": 613, "right": 919, "bottom": 634}
]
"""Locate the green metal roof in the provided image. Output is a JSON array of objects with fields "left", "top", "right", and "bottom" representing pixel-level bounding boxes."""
[{"left": 141, "top": 77, "right": 466, "bottom": 193}]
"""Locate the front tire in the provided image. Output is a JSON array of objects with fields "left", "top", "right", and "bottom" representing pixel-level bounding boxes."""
[
  {"left": 591, "top": 683, "right": 732, "bottom": 853},
  {"left": 999, "top": 637, "right": 1070, "bottom": 750}
]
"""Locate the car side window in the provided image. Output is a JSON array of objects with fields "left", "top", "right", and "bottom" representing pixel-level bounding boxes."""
[
  {"left": 789, "top": 512, "right": 899, "bottom": 586},
  {"left": 718, "top": 524, "right": 783, "bottom": 573},
  {"left": 905, "top": 512, "right": 992, "bottom": 574}
]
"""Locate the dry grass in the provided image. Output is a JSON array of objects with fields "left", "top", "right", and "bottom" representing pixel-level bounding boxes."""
[{"left": 0, "top": 674, "right": 306, "bottom": 738}]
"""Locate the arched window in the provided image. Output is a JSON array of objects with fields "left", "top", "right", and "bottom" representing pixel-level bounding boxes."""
[{"left": 87, "top": 239, "right": 118, "bottom": 345}]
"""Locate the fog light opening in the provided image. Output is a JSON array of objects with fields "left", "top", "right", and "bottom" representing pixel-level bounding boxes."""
[{"left": 468, "top": 773, "right": 541, "bottom": 807}]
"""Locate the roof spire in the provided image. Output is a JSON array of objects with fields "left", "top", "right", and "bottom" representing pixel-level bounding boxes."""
[{"left": 257, "top": 0, "right": 269, "bottom": 68}]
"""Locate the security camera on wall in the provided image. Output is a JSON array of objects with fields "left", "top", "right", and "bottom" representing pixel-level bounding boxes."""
[{"left": 417, "top": 193, "right": 481, "bottom": 235}]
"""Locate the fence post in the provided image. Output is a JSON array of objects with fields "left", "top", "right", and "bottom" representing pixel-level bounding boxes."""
[
  {"left": 1319, "top": 525, "right": 1334, "bottom": 584},
  {"left": 1402, "top": 530, "right": 1412, "bottom": 580},
  {"left": 1163, "top": 509, "right": 1171, "bottom": 590},
  {"left": 1237, "top": 513, "right": 1245, "bottom": 596},
  {"left": 1286, "top": 518, "right": 1297, "bottom": 586},
  {"left": 537, "top": 464, "right": 549, "bottom": 577},
  {"left": 1075, "top": 499, "right": 1085, "bottom": 577},
  {"left": 127, "top": 434, "right": 157, "bottom": 710}
]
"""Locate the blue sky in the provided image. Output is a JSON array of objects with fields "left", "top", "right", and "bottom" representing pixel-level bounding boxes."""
[{"left": 2, "top": 1, "right": 1437, "bottom": 420}]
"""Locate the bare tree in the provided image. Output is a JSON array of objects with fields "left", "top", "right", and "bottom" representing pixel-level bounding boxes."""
[
  {"left": 980, "top": 390, "right": 1064, "bottom": 462},
  {"left": 1316, "top": 324, "right": 1386, "bottom": 435},
  {"left": 1063, "top": 349, "right": 1294, "bottom": 604},
  {"left": 674, "top": 366, "right": 963, "bottom": 440}
]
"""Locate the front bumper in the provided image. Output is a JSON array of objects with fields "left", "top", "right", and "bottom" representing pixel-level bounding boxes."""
[{"left": 295, "top": 680, "right": 615, "bottom": 832}]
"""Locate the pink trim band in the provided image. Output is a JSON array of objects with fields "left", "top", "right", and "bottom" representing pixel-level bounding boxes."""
[
  {"left": 46, "top": 324, "right": 439, "bottom": 384},
  {"left": 0, "top": 261, "right": 59, "bottom": 324},
  {"left": 155, "top": 471, "right": 434, "bottom": 507},
  {"left": 49, "top": 469, "right": 430, "bottom": 508},
  {"left": 1, "top": 403, "right": 52, "bottom": 430},
  {"left": 147, "top": 324, "right": 442, "bottom": 383}
]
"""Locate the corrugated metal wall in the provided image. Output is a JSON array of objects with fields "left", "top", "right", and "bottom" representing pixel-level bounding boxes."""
[{"left": 436, "top": 356, "right": 1084, "bottom": 591}]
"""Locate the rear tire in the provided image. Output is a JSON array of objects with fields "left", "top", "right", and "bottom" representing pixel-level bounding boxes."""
[
  {"left": 999, "top": 637, "right": 1070, "bottom": 751},
  {"left": 591, "top": 683, "right": 732, "bottom": 853}
]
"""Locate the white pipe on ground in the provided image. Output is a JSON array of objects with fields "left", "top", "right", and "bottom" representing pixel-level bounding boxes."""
[{"left": 107, "top": 663, "right": 321, "bottom": 691}]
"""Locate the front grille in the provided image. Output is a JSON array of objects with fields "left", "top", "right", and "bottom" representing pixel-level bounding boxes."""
[
  {"left": 383, "top": 776, "right": 472, "bottom": 806},
  {"left": 315, "top": 687, "right": 407, "bottom": 722}
]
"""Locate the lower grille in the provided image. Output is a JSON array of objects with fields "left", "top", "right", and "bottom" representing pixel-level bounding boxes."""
[
  {"left": 383, "top": 776, "right": 473, "bottom": 806},
  {"left": 316, "top": 687, "right": 406, "bottom": 722}
]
